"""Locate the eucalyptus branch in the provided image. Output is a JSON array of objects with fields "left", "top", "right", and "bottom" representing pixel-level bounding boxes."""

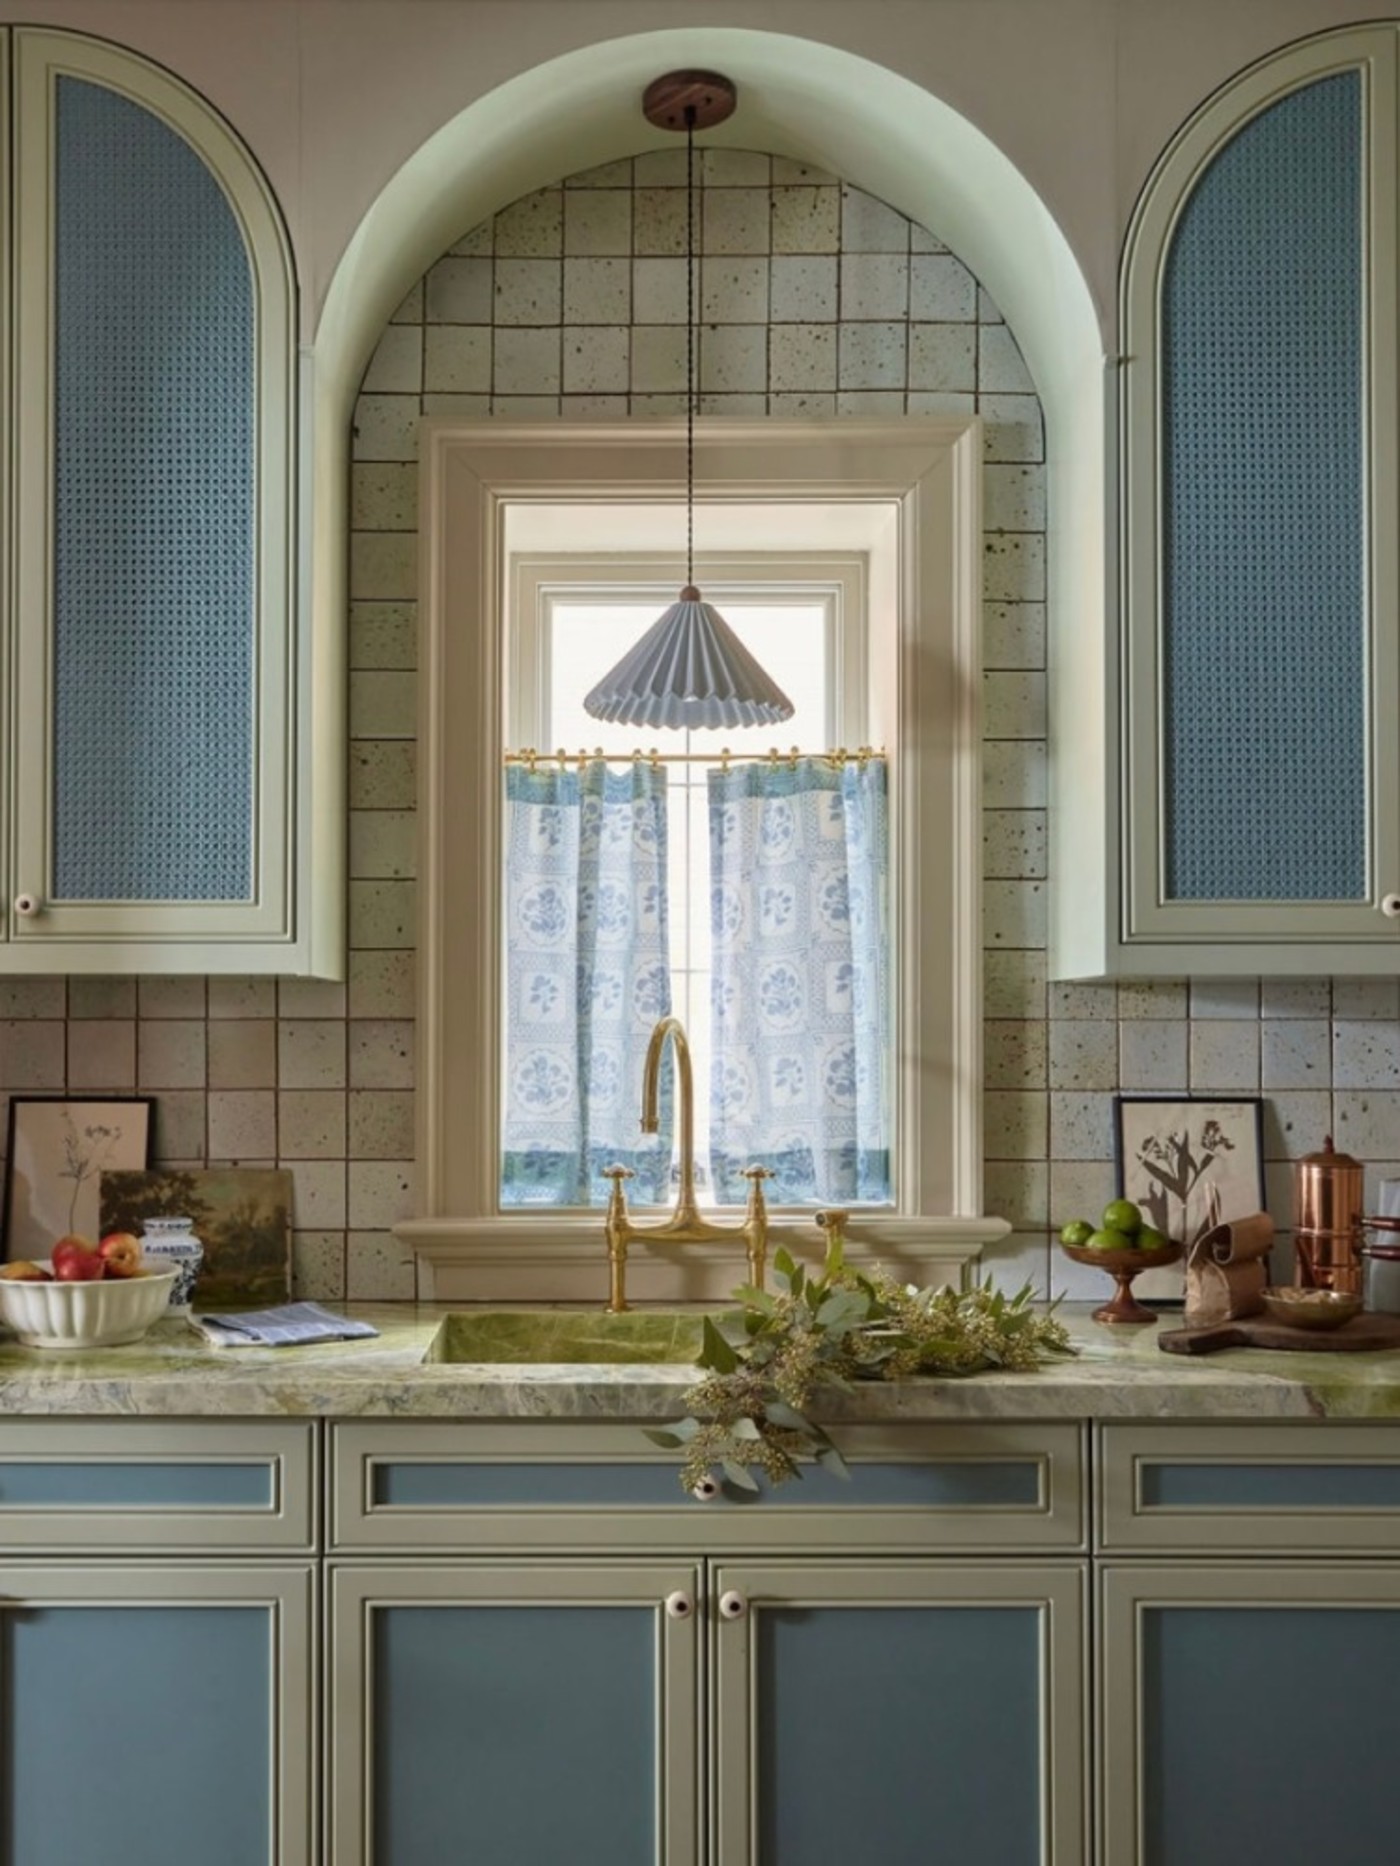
[{"left": 646, "top": 1235, "right": 1075, "bottom": 1494}]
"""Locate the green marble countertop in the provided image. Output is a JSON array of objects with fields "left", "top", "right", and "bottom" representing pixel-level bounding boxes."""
[{"left": 1, "top": 1303, "right": 1400, "bottom": 1420}]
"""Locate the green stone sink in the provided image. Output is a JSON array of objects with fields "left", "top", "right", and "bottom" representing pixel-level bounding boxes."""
[{"left": 425, "top": 1308, "right": 738, "bottom": 1366}]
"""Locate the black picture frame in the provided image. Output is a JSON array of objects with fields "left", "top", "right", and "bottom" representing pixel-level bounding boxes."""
[
  {"left": 1113, "top": 1095, "right": 1267, "bottom": 1249},
  {"left": 3, "top": 1097, "right": 154, "bottom": 1260}
]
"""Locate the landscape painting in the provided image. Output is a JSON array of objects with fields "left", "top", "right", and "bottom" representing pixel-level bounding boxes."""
[{"left": 100, "top": 1167, "right": 293, "bottom": 1309}]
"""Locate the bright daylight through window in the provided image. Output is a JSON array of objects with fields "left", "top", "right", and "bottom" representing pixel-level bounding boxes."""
[{"left": 501, "top": 561, "right": 891, "bottom": 1212}]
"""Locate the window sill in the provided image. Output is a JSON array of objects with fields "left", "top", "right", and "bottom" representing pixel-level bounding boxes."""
[{"left": 395, "top": 1213, "right": 1009, "bottom": 1303}]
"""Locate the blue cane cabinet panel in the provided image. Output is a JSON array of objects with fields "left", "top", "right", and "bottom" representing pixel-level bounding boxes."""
[
  {"left": 0, "top": 1420, "right": 316, "bottom": 1552},
  {"left": 1119, "top": 25, "right": 1400, "bottom": 961},
  {"left": 0, "top": 1562, "right": 315, "bottom": 1866},
  {"left": 712, "top": 1560, "right": 1086, "bottom": 1866},
  {"left": 329, "top": 1420, "right": 1085, "bottom": 1555},
  {"left": 327, "top": 1561, "right": 700, "bottom": 1866},
  {"left": 1098, "top": 1423, "right": 1400, "bottom": 1553},
  {"left": 7, "top": 30, "right": 297, "bottom": 965},
  {"left": 1101, "top": 1563, "right": 1400, "bottom": 1866}
]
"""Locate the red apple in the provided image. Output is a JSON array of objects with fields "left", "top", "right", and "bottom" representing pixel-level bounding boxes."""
[
  {"left": 51, "top": 1236, "right": 104, "bottom": 1281},
  {"left": 98, "top": 1232, "right": 142, "bottom": 1279}
]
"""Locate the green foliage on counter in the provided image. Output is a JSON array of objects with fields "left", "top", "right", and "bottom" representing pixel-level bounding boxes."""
[{"left": 646, "top": 1238, "right": 1075, "bottom": 1494}]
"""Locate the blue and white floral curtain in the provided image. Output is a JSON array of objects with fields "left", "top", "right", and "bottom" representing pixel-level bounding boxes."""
[
  {"left": 707, "top": 757, "right": 891, "bottom": 1204},
  {"left": 502, "top": 760, "right": 673, "bottom": 1206}
]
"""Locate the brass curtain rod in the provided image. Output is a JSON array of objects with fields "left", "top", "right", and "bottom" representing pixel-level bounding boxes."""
[{"left": 504, "top": 745, "right": 886, "bottom": 774}]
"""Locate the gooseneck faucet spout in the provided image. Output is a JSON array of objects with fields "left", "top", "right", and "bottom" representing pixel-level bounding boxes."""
[
  {"left": 601, "top": 1015, "right": 773, "bottom": 1312},
  {"left": 639, "top": 1014, "right": 702, "bottom": 1228}
]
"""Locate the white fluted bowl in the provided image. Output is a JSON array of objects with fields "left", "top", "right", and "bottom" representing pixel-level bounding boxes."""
[{"left": 0, "top": 1267, "right": 180, "bottom": 1349}]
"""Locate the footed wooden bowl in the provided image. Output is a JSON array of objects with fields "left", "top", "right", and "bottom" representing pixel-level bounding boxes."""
[{"left": 1060, "top": 1240, "right": 1183, "bottom": 1325}]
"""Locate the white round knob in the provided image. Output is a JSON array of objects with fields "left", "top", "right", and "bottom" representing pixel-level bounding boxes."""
[
  {"left": 13, "top": 894, "right": 39, "bottom": 918},
  {"left": 664, "top": 1590, "right": 695, "bottom": 1620},
  {"left": 690, "top": 1476, "right": 720, "bottom": 1502},
  {"left": 718, "top": 1589, "right": 747, "bottom": 1621},
  {"left": 1382, "top": 894, "right": 1400, "bottom": 919}
]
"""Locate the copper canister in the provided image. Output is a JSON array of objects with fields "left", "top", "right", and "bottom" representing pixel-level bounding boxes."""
[{"left": 1294, "top": 1136, "right": 1365, "bottom": 1293}]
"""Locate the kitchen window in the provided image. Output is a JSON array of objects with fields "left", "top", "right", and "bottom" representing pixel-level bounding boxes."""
[
  {"left": 501, "top": 556, "right": 880, "bottom": 1209},
  {"left": 401, "top": 420, "right": 1000, "bottom": 1302}
]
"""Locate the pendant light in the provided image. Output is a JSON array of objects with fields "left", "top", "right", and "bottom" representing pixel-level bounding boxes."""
[{"left": 584, "top": 71, "right": 795, "bottom": 731}]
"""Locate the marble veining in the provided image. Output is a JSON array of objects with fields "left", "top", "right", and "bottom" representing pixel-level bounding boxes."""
[{"left": 0, "top": 1305, "right": 1398, "bottom": 1419}]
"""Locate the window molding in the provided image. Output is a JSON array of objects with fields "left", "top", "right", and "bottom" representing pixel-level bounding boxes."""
[{"left": 399, "top": 419, "right": 1005, "bottom": 1299}]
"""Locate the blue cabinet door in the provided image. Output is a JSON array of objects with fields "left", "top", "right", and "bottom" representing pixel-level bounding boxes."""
[
  {"left": 1102, "top": 1563, "right": 1400, "bottom": 1866},
  {"left": 712, "top": 1560, "right": 1086, "bottom": 1866},
  {"left": 0, "top": 1563, "right": 314, "bottom": 1866},
  {"left": 329, "top": 1561, "right": 701, "bottom": 1866}
]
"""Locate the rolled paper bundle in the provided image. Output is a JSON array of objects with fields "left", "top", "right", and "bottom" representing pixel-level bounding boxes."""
[
  {"left": 1190, "top": 1211, "right": 1275, "bottom": 1269},
  {"left": 1186, "top": 1212, "right": 1275, "bottom": 1326}
]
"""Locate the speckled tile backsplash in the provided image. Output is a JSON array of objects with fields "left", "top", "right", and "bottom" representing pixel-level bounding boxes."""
[{"left": 0, "top": 152, "right": 1390, "bottom": 1298}]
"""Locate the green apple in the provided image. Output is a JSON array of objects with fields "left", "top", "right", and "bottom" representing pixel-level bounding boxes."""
[
  {"left": 1102, "top": 1198, "right": 1143, "bottom": 1236},
  {"left": 1085, "top": 1226, "right": 1134, "bottom": 1252},
  {"left": 1059, "top": 1219, "right": 1095, "bottom": 1248},
  {"left": 1136, "top": 1225, "right": 1172, "bottom": 1251}
]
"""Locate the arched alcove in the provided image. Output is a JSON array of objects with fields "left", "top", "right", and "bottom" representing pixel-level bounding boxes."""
[{"left": 310, "top": 32, "right": 1106, "bottom": 986}]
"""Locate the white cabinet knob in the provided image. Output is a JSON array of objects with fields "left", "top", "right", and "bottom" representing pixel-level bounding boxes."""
[
  {"left": 664, "top": 1590, "right": 695, "bottom": 1620},
  {"left": 690, "top": 1476, "right": 719, "bottom": 1502},
  {"left": 1382, "top": 894, "right": 1400, "bottom": 919},
  {"left": 718, "top": 1589, "right": 748, "bottom": 1621},
  {"left": 12, "top": 894, "right": 39, "bottom": 918}
]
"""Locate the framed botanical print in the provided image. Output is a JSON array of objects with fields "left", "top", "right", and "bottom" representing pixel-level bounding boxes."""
[
  {"left": 3, "top": 1098, "right": 153, "bottom": 1260},
  {"left": 1113, "top": 1095, "right": 1267, "bottom": 1299}
]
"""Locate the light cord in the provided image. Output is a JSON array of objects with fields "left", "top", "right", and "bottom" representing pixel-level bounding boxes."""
[{"left": 685, "top": 103, "right": 696, "bottom": 589}]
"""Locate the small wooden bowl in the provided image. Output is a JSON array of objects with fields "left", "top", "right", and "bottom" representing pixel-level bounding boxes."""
[
  {"left": 1259, "top": 1286, "right": 1362, "bottom": 1331},
  {"left": 1060, "top": 1240, "right": 1183, "bottom": 1325}
]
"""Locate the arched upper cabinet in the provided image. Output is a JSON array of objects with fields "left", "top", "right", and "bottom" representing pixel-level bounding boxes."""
[
  {"left": 1061, "top": 25, "right": 1400, "bottom": 976},
  {"left": 0, "top": 30, "right": 325, "bottom": 974}
]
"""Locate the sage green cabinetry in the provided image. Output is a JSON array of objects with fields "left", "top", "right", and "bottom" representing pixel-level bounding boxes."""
[
  {"left": 327, "top": 1420, "right": 1090, "bottom": 1866},
  {"left": 1097, "top": 1423, "right": 1400, "bottom": 1866},
  {"left": 0, "top": 1421, "right": 318, "bottom": 1866},
  {"left": 1059, "top": 23, "right": 1400, "bottom": 976},
  {"left": 0, "top": 28, "right": 336, "bottom": 976}
]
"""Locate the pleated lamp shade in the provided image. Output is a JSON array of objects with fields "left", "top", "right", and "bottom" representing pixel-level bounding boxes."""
[{"left": 583, "top": 586, "right": 795, "bottom": 730}]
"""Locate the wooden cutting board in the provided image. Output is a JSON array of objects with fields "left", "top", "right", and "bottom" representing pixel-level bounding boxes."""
[{"left": 1158, "top": 1312, "right": 1400, "bottom": 1355}]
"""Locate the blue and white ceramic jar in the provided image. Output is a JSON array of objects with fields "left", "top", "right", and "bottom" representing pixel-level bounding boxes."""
[{"left": 138, "top": 1217, "right": 204, "bottom": 1314}]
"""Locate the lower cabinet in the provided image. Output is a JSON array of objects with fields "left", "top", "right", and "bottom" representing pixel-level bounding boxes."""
[
  {"left": 0, "top": 1561, "right": 316, "bottom": 1866},
  {"left": 328, "top": 1556, "right": 1085, "bottom": 1866},
  {"left": 1099, "top": 1562, "right": 1400, "bottom": 1866}
]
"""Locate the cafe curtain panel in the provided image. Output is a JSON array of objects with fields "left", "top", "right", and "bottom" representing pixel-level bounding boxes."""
[
  {"left": 707, "top": 756, "right": 891, "bottom": 1205},
  {"left": 501, "top": 759, "right": 673, "bottom": 1205}
]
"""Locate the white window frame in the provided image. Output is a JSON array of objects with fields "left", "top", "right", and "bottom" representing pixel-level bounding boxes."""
[{"left": 399, "top": 420, "right": 1006, "bottom": 1301}]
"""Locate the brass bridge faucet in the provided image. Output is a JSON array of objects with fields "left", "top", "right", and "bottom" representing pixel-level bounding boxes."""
[{"left": 601, "top": 1014, "right": 773, "bottom": 1313}]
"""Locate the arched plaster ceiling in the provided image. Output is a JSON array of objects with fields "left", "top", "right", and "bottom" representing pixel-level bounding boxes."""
[{"left": 315, "top": 25, "right": 1103, "bottom": 444}]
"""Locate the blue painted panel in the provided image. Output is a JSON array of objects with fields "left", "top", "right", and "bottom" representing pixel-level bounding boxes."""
[
  {"left": 373, "top": 1459, "right": 1039, "bottom": 1510},
  {"left": 3, "top": 1606, "right": 270, "bottom": 1866},
  {"left": 758, "top": 1605, "right": 1042, "bottom": 1864},
  {"left": 52, "top": 77, "right": 254, "bottom": 903},
  {"left": 1142, "top": 1461, "right": 1400, "bottom": 1510},
  {"left": 1143, "top": 1605, "right": 1400, "bottom": 1866},
  {"left": 373, "top": 1605, "right": 656, "bottom": 1865},
  {"left": 0, "top": 1461, "right": 271, "bottom": 1509},
  {"left": 1162, "top": 72, "right": 1364, "bottom": 900}
]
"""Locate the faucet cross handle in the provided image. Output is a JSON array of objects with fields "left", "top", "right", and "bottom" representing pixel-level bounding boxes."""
[{"left": 602, "top": 1164, "right": 636, "bottom": 1183}]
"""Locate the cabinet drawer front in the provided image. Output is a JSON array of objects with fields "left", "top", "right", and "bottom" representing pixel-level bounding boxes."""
[
  {"left": 0, "top": 1421, "right": 316, "bottom": 1551},
  {"left": 331, "top": 1422, "right": 1085, "bottom": 1554},
  {"left": 1099, "top": 1423, "right": 1400, "bottom": 1552}
]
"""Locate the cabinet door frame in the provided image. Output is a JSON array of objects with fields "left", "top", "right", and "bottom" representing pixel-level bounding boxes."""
[
  {"left": 1099, "top": 1560, "right": 1400, "bottom": 1866},
  {"left": 1118, "top": 24, "right": 1400, "bottom": 959},
  {"left": 0, "top": 1559, "right": 317, "bottom": 1864},
  {"left": 327, "top": 1558, "right": 702, "bottom": 1866},
  {"left": 7, "top": 29, "right": 297, "bottom": 959},
  {"left": 711, "top": 1557, "right": 1087, "bottom": 1866}
]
